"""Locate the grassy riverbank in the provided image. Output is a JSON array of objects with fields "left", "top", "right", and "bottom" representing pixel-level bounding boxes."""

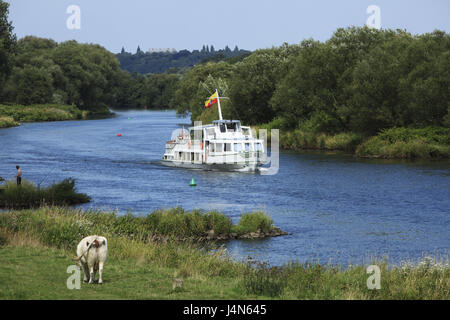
[
  {"left": 356, "top": 127, "right": 450, "bottom": 159},
  {"left": 257, "top": 119, "right": 450, "bottom": 159},
  {"left": 0, "top": 206, "right": 448, "bottom": 299},
  {"left": 0, "top": 179, "right": 90, "bottom": 209},
  {"left": 0, "top": 104, "right": 112, "bottom": 128}
]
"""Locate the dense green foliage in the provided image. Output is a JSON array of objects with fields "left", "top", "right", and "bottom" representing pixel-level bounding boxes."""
[
  {"left": 117, "top": 45, "right": 250, "bottom": 74},
  {"left": 0, "top": 207, "right": 448, "bottom": 299},
  {"left": 176, "top": 27, "right": 449, "bottom": 136},
  {"left": 0, "top": 3, "right": 182, "bottom": 112},
  {"left": 174, "top": 61, "right": 236, "bottom": 120},
  {"left": 171, "top": 27, "right": 449, "bottom": 158},
  {"left": 0, "top": 115, "right": 17, "bottom": 128},
  {"left": 115, "top": 71, "right": 180, "bottom": 108},
  {"left": 1, "top": 2, "right": 448, "bottom": 158},
  {"left": 234, "top": 211, "right": 274, "bottom": 235},
  {"left": 356, "top": 127, "right": 450, "bottom": 159},
  {"left": 0, "top": 104, "right": 83, "bottom": 123},
  {"left": 0, "top": 0, "right": 16, "bottom": 94},
  {"left": 1, "top": 36, "right": 121, "bottom": 114},
  {"left": 0, "top": 178, "right": 90, "bottom": 209}
]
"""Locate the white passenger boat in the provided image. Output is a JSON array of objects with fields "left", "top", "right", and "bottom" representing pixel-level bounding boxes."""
[{"left": 161, "top": 90, "right": 267, "bottom": 171}]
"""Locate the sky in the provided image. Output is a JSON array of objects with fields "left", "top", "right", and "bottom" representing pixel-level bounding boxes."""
[{"left": 5, "top": 0, "right": 450, "bottom": 54}]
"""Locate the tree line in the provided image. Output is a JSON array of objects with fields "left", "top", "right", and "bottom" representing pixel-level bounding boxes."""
[
  {"left": 117, "top": 45, "right": 250, "bottom": 74},
  {"left": 1, "top": 0, "right": 448, "bottom": 138},
  {"left": 0, "top": 1, "right": 177, "bottom": 111},
  {"left": 175, "top": 27, "right": 450, "bottom": 136},
  {"left": 0, "top": 1, "right": 252, "bottom": 111}
]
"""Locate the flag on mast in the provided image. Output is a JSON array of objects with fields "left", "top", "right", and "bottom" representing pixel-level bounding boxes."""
[{"left": 204, "top": 91, "right": 218, "bottom": 108}]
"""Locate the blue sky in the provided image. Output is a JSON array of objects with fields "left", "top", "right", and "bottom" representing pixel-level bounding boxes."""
[{"left": 6, "top": 0, "right": 450, "bottom": 53}]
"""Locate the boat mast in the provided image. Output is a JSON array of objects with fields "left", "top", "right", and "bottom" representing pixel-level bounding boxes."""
[{"left": 216, "top": 88, "right": 223, "bottom": 121}]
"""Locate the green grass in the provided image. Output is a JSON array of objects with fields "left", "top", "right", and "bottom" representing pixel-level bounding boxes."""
[
  {"left": 0, "top": 104, "right": 83, "bottom": 124},
  {"left": 233, "top": 211, "right": 273, "bottom": 235},
  {"left": 0, "top": 116, "right": 19, "bottom": 128},
  {"left": 0, "top": 178, "right": 91, "bottom": 209},
  {"left": 0, "top": 206, "right": 274, "bottom": 245},
  {"left": 0, "top": 245, "right": 244, "bottom": 300},
  {"left": 0, "top": 206, "right": 448, "bottom": 299},
  {"left": 280, "top": 130, "right": 364, "bottom": 153},
  {"left": 257, "top": 120, "right": 449, "bottom": 159},
  {"left": 356, "top": 127, "right": 450, "bottom": 159}
]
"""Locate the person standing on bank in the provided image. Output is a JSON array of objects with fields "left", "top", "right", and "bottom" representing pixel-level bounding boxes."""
[{"left": 16, "top": 165, "right": 22, "bottom": 186}]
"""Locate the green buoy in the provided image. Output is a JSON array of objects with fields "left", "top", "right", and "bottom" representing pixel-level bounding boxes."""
[{"left": 189, "top": 178, "right": 197, "bottom": 187}]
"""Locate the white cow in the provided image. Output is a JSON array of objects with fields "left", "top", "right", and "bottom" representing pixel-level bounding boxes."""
[{"left": 75, "top": 235, "right": 108, "bottom": 284}]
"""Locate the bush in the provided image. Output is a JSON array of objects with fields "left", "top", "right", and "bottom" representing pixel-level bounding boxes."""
[
  {"left": 356, "top": 127, "right": 450, "bottom": 159},
  {"left": 233, "top": 211, "right": 273, "bottom": 235},
  {"left": 0, "top": 104, "right": 82, "bottom": 123},
  {"left": 280, "top": 129, "right": 363, "bottom": 152},
  {"left": 0, "top": 178, "right": 90, "bottom": 209},
  {"left": 0, "top": 116, "right": 18, "bottom": 128}
]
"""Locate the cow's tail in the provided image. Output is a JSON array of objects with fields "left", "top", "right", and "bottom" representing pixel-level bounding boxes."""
[{"left": 73, "top": 240, "right": 95, "bottom": 262}]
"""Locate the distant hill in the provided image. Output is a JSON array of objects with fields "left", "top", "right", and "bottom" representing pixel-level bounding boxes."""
[{"left": 116, "top": 45, "right": 251, "bottom": 74}]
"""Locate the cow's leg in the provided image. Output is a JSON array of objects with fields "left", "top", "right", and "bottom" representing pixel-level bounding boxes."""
[
  {"left": 98, "top": 261, "right": 104, "bottom": 284},
  {"left": 81, "top": 262, "right": 90, "bottom": 282},
  {"left": 89, "top": 265, "right": 95, "bottom": 284}
]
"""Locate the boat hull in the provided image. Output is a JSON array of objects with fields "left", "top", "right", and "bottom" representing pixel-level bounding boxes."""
[{"left": 160, "top": 160, "right": 260, "bottom": 172}]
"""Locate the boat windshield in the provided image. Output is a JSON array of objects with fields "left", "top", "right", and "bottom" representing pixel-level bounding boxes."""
[{"left": 226, "top": 122, "right": 238, "bottom": 132}]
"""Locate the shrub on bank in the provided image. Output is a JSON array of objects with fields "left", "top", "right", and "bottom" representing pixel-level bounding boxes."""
[
  {"left": 356, "top": 127, "right": 450, "bottom": 159},
  {"left": 233, "top": 211, "right": 273, "bottom": 235},
  {"left": 0, "top": 104, "right": 82, "bottom": 123},
  {"left": 280, "top": 129, "right": 364, "bottom": 153},
  {"left": 0, "top": 206, "right": 274, "bottom": 248},
  {"left": 0, "top": 116, "right": 19, "bottom": 128},
  {"left": 0, "top": 178, "right": 90, "bottom": 209}
]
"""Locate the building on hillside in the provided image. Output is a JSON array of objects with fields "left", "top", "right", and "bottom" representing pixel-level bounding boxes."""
[{"left": 147, "top": 48, "right": 177, "bottom": 53}]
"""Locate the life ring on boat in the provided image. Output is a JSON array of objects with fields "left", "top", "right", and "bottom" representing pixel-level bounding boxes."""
[{"left": 201, "top": 142, "right": 204, "bottom": 150}]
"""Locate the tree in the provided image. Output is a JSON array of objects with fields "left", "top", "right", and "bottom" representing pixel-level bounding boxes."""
[
  {"left": 230, "top": 44, "right": 301, "bottom": 125},
  {"left": 8, "top": 65, "right": 53, "bottom": 104},
  {"left": 0, "top": 0, "right": 16, "bottom": 97},
  {"left": 174, "top": 61, "right": 235, "bottom": 121}
]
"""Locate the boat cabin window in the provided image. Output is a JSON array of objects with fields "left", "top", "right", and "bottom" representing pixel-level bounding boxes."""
[
  {"left": 215, "top": 143, "right": 223, "bottom": 152},
  {"left": 207, "top": 128, "right": 215, "bottom": 137},
  {"left": 219, "top": 123, "right": 226, "bottom": 133},
  {"left": 190, "top": 129, "right": 203, "bottom": 141},
  {"left": 234, "top": 143, "right": 243, "bottom": 152},
  {"left": 224, "top": 143, "right": 232, "bottom": 152},
  {"left": 242, "top": 128, "right": 250, "bottom": 136},
  {"left": 245, "top": 143, "right": 252, "bottom": 151},
  {"left": 255, "top": 143, "right": 262, "bottom": 151},
  {"left": 226, "top": 122, "right": 237, "bottom": 132}
]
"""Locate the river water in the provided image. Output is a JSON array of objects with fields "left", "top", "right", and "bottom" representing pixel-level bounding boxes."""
[{"left": 1, "top": 110, "right": 449, "bottom": 266}]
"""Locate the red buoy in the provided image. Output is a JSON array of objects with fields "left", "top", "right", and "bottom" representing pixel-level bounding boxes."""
[{"left": 117, "top": 133, "right": 122, "bottom": 137}]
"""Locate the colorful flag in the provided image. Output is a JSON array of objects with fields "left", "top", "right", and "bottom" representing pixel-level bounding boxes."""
[{"left": 204, "top": 91, "right": 218, "bottom": 108}]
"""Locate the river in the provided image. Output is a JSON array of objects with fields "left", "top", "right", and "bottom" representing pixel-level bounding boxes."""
[{"left": 1, "top": 109, "right": 449, "bottom": 266}]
